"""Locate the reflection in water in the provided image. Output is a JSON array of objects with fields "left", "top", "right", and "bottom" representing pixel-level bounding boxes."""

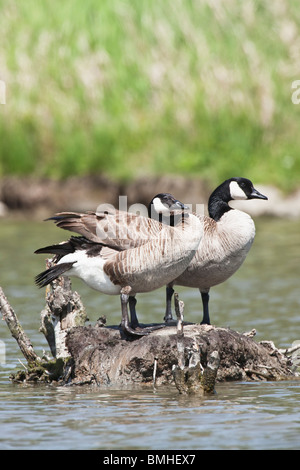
[{"left": 0, "top": 218, "right": 300, "bottom": 450}]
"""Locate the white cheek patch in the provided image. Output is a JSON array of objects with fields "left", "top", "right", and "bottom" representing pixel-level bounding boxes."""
[
  {"left": 229, "top": 181, "right": 248, "bottom": 200},
  {"left": 152, "top": 197, "right": 170, "bottom": 214}
]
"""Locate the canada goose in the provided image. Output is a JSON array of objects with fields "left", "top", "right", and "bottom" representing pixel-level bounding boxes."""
[
  {"left": 163, "top": 177, "right": 268, "bottom": 325},
  {"left": 35, "top": 196, "right": 203, "bottom": 336}
]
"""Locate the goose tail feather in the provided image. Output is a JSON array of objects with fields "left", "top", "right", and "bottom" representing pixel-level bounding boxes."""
[{"left": 35, "top": 262, "right": 75, "bottom": 288}]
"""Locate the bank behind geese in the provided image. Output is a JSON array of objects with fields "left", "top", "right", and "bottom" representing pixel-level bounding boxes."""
[{"left": 35, "top": 194, "right": 203, "bottom": 337}]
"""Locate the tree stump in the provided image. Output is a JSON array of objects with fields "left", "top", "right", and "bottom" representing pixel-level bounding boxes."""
[
  {"left": 65, "top": 321, "right": 295, "bottom": 391},
  {"left": 1, "top": 267, "right": 299, "bottom": 394}
]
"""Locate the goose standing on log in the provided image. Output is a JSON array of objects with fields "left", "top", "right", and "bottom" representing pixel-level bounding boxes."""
[
  {"left": 164, "top": 177, "right": 268, "bottom": 325},
  {"left": 46, "top": 179, "right": 267, "bottom": 326},
  {"left": 35, "top": 195, "right": 202, "bottom": 336}
]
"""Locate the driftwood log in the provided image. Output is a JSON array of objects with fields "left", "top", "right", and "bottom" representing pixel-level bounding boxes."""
[{"left": 1, "top": 262, "right": 299, "bottom": 394}]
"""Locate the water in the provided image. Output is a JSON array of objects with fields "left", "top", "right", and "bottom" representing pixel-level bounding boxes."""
[{"left": 0, "top": 217, "right": 300, "bottom": 450}]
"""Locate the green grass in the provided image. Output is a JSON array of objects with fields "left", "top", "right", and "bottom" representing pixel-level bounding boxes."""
[{"left": 1, "top": 0, "right": 300, "bottom": 191}]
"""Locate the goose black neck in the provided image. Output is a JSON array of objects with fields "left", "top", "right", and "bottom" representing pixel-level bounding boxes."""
[{"left": 208, "top": 182, "right": 232, "bottom": 221}]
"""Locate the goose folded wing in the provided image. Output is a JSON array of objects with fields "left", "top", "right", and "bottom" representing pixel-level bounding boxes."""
[{"left": 49, "top": 210, "right": 164, "bottom": 250}]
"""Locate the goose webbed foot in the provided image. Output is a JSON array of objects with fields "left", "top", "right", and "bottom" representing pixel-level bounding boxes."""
[
  {"left": 121, "top": 293, "right": 165, "bottom": 337},
  {"left": 120, "top": 294, "right": 147, "bottom": 336},
  {"left": 122, "top": 319, "right": 166, "bottom": 337},
  {"left": 122, "top": 321, "right": 149, "bottom": 337},
  {"left": 140, "top": 323, "right": 166, "bottom": 333}
]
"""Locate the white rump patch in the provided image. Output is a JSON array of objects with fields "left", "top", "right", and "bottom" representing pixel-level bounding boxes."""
[
  {"left": 58, "top": 251, "right": 120, "bottom": 295},
  {"left": 229, "top": 181, "right": 248, "bottom": 200}
]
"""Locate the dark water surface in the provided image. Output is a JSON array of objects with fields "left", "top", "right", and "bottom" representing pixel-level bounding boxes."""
[{"left": 0, "top": 217, "right": 300, "bottom": 450}]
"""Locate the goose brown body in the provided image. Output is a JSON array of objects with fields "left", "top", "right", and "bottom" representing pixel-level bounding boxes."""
[
  {"left": 174, "top": 208, "right": 256, "bottom": 291},
  {"left": 102, "top": 215, "right": 202, "bottom": 295},
  {"left": 36, "top": 194, "right": 203, "bottom": 335}
]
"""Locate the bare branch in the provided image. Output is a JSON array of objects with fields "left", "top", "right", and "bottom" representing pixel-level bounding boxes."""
[{"left": 0, "top": 287, "right": 40, "bottom": 364}]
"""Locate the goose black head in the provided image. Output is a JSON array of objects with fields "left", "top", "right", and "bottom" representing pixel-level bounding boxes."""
[
  {"left": 208, "top": 177, "right": 268, "bottom": 221},
  {"left": 148, "top": 193, "right": 189, "bottom": 224},
  {"left": 228, "top": 177, "right": 268, "bottom": 201}
]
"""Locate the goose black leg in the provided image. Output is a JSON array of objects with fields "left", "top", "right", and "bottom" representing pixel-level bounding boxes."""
[
  {"left": 120, "top": 293, "right": 147, "bottom": 336},
  {"left": 164, "top": 285, "right": 174, "bottom": 323},
  {"left": 129, "top": 296, "right": 139, "bottom": 329},
  {"left": 121, "top": 293, "right": 165, "bottom": 337},
  {"left": 200, "top": 291, "right": 210, "bottom": 325},
  {"left": 129, "top": 296, "right": 165, "bottom": 332}
]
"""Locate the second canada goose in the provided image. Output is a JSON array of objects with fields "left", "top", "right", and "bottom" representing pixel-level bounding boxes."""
[
  {"left": 35, "top": 196, "right": 203, "bottom": 336},
  {"left": 164, "top": 177, "right": 268, "bottom": 325}
]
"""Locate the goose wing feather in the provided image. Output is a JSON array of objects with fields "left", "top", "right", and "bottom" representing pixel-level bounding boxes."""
[{"left": 50, "top": 210, "right": 164, "bottom": 249}]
